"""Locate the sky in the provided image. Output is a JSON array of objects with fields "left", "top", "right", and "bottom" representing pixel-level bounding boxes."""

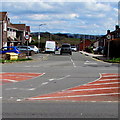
[{"left": 1, "top": 0, "right": 120, "bottom": 35}]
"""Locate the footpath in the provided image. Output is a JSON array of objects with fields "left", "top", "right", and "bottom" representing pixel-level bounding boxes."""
[
  {"left": 79, "top": 51, "right": 119, "bottom": 66},
  {"left": 80, "top": 51, "right": 107, "bottom": 60}
]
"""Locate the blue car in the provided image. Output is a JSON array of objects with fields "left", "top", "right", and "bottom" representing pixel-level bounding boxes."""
[{"left": 0, "top": 46, "right": 20, "bottom": 54}]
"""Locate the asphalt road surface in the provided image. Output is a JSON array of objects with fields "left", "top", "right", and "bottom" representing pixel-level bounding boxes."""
[{"left": 1, "top": 52, "right": 119, "bottom": 119}]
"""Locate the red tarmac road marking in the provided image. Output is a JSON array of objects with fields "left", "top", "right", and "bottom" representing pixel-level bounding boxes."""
[
  {"left": 27, "top": 73, "right": 120, "bottom": 102},
  {"left": 0, "top": 72, "right": 45, "bottom": 85}
]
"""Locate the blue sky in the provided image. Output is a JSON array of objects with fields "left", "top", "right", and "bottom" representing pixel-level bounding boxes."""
[{"left": 1, "top": 0, "right": 119, "bottom": 35}]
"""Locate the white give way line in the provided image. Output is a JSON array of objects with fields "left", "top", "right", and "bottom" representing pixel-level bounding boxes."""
[
  {"left": 48, "top": 75, "right": 71, "bottom": 81},
  {"left": 5, "top": 75, "right": 71, "bottom": 91}
]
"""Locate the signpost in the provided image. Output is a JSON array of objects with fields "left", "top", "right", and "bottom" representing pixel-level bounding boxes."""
[
  {"left": 25, "top": 34, "right": 29, "bottom": 58},
  {"left": 106, "top": 34, "right": 111, "bottom": 59}
]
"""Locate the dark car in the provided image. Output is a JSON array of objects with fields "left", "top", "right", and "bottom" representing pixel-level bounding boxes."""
[
  {"left": 60, "top": 43, "right": 72, "bottom": 55},
  {"left": 16, "top": 46, "right": 35, "bottom": 56},
  {"left": 0, "top": 46, "right": 20, "bottom": 54}
]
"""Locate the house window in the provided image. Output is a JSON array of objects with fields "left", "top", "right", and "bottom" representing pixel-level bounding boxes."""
[
  {"left": 119, "top": 33, "right": 120, "bottom": 38},
  {"left": 4, "top": 23, "right": 7, "bottom": 31}
]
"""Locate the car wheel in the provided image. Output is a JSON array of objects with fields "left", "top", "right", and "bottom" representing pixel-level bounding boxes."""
[{"left": 31, "top": 51, "right": 35, "bottom": 56}]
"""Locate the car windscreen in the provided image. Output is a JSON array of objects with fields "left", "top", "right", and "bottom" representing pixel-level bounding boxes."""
[
  {"left": 62, "top": 45, "right": 70, "bottom": 47},
  {"left": 2, "top": 47, "right": 14, "bottom": 51}
]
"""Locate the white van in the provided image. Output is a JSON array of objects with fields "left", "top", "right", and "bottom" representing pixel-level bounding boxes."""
[{"left": 45, "top": 41, "right": 56, "bottom": 53}]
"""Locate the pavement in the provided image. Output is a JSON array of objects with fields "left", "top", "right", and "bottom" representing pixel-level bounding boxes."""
[{"left": 79, "top": 51, "right": 109, "bottom": 62}]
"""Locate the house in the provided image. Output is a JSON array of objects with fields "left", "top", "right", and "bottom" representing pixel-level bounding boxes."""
[
  {"left": 0, "top": 12, "right": 8, "bottom": 48},
  {"left": 107, "top": 25, "right": 120, "bottom": 58},
  {"left": 0, "top": 12, "right": 32, "bottom": 48},
  {"left": 12, "top": 24, "right": 31, "bottom": 45},
  {"left": 97, "top": 25, "right": 120, "bottom": 57},
  {"left": 79, "top": 39, "right": 92, "bottom": 51}
]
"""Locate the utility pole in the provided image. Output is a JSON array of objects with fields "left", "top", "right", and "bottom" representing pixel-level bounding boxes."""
[{"left": 38, "top": 24, "right": 46, "bottom": 52}]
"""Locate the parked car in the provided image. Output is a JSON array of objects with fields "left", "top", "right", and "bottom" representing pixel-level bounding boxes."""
[
  {"left": 16, "top": 46, "right": 35, "bottom": 56},
  {"left": 93, "top": 46, "right": 103, "bottom": 54},
  {"left": 30, "top": 45, "right": 39, "bottom": 53},
  {"left": 60, "top": 43, "right": 72, "bottom": 55},
  {"left": 0, "top": 46, "right": 20, "bottom": 54},
  {"left": 71, "top": 46, "right": 77, "bottom": 52}
]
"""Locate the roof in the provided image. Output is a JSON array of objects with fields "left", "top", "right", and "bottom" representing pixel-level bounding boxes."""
[
  {"left": 7, "top": 23, "right": 18, "bottom": 30},
  {"left": 12, "top": 24, "right": 26, "bottom": 31},
  {"left": 0, "top": 12, "right": 7, "bottom": 21}
]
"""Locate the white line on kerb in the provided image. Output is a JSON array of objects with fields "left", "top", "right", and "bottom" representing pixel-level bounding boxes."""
[
  {"left": 84, "top": 62, "right": 97, "bottom": 64},
  {"left": 70, "top": 57, "right": 76, "bottom": 68},
  {"left": 27, "top": 93, "right": 120, "bottom": 100}
]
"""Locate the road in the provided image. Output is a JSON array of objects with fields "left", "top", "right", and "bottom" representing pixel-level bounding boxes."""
[{"left": 1, "top": 52, "right": 119, "bottom": 119}]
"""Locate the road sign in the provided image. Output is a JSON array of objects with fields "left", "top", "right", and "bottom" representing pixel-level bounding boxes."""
[
  {"left": 106, "top": 34, "right": 111, "bottom": 39},
  {"left": 25, "top": 34, "right": 29, "bottom": 40}
]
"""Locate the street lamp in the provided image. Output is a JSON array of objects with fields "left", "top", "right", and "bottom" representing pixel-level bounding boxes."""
[{"left": 38, "top": 24, "right": 46, "bottom": 52}]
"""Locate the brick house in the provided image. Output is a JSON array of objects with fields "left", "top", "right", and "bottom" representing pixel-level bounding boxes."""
[
  {"left": 12, "top": 24, "right": 31, "bottom": 45},
  {"left": 0, "top": 12, "right": 32, "bottom": 48},
  {"left": 98, "top": 25, "right": 120, "bottom": 57},
  {"left": 107, "top": 25, "right": 120, "bottom": 58},
  {"left": 0, "top": 12, "right": 8, "bottom": 48}
]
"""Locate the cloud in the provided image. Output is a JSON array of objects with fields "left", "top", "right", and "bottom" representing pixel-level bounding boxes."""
[{"left": 1, "top": 1, "right": 118, "bottom": 34}]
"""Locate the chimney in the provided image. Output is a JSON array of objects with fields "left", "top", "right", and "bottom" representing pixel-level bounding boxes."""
[
  {"left": 107, "top": 30, "right": 110, "bottom": 34},
  {"left": 115, "top": 25, "right": 119, "bottom": 30}
]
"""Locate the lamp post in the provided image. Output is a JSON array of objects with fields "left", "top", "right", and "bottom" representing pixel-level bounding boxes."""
[{"left": 38, "top": 24, "right": 46, "bottom": 52}]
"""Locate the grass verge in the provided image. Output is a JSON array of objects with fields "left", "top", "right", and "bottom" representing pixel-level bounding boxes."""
[
  {"left": 105, "top": 58, "right": 120, "bottom": 63},
  {"left": 0, "top": 58, "right": 32, "bottom": 63}
]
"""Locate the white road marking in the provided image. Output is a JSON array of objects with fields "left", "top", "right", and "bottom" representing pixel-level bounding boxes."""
[
  {"left": 28, "top": 88, "right": 36, "bottom": 90},
  {"left": 85, "top": 60, "right": 90, "bottom": 62},
  {"left": 41, "top": 82, "right": 49, "bottom": 85},
  {"left": 27, "top": 93, "right": 120, "bottom": 100},
  {"left": 103, "top": 75, "right": 120, "bottom": 77},
  {"left": 70, "top": 57, "right": 76, "bottom": 68},
  {"left": 99, "top": 78, "right": 120, "bottom": 81},
  {"left": 48, "top": 79, "right": 55, "bottom": 81},
  {"left": 102, "top": 73, "right": 120, "bottom": 77},
  {"left": 84, "top": 62, "right": 97, "bottom": 65},
  {"left": 87, "top": 82, "right": 120, "bottom": 86},
  {"left": 5, "top": 87, "right": 36, "bottom": 91},
  {"left": 55, "top": 75, "right": 71, "bottom": 81},
  {"left": 71, "top": 87, "right": 120, "bottom": 92},
  {"left": 48, "top": 75, "right": 70, "bottom": 81},
  {"left": 16, "top": 99, "right": 22, "bottom": 102},
  {"left": 0, "top": 79, "right": 18, "bottom": 83}
]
